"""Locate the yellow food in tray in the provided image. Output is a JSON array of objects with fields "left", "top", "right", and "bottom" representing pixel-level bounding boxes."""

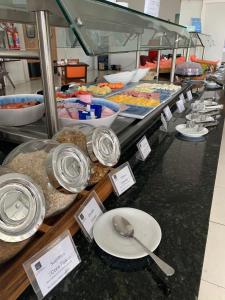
[
  {"left": 108, "top": 95, "right": 160, "bottom": 107},
  {"left": 87, "top": 85, "right": 112, "bottom": 95}
]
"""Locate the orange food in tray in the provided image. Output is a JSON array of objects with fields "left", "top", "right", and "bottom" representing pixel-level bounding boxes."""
[
  {"left": 98, "top": 82, "right": 124, "bottom": 89},
  {"left": 0, "top": 101, "right": 40, "bottom": 109}
]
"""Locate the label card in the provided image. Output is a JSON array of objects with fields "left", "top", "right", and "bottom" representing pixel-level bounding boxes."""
[
  {"left": 163, "top": 106, "right": 173, "bottom": 121},
  {"left": 137, "top": 136, "right": 151, "bottom": 161},
  {"left": 109, "top": 162, "right": 136, "bottom": 196},
  {"left": 161, "top": 113, "right": 168, "bottom": 131},
  {"left": 187, "top": 90, "right": 193, "bottom": 101},
  {"left": 23, "top": 231, "right": 81, "bottom": 300},
  {"left": 74, "top": 191, "right": 105, "bottom": 241},
  {"left": 176, "top": 99, "right": 185, "bottom": 113},
  {"left": 179, "top": 93, "right": 185, "bottom": 102}
]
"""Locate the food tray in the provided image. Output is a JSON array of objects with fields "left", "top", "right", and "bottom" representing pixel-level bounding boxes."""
[{"left": 106, "top": 84, "right": 181, "bottom": 119}]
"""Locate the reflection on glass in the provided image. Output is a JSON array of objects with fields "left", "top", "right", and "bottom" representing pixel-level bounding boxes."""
[{"left": 56, "top": 0, "right": 191, "bottom": 55}]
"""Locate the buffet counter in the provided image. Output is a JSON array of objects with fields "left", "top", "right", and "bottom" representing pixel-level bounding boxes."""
[
  {"left": 17, "top": 87, "right": 224, "bottom": 300},
  {"left": 0, "top": 82, "right": 190, "bottom": 147}
]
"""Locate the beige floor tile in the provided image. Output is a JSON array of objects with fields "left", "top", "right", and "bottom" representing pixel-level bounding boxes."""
[
  {"left": 198, "top": 280, "right": 225, "bottom": 300},
  {"left": 202, "top": 222, "right": 225, "bottom": 287},
  {"left": 215, "top": 163, "right": 225, "bottom": 188},
  {"left": 210, "top": 186, "right": 225, "bottom": 225}
]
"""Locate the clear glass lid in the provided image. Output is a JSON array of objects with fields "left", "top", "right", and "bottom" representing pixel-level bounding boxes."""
[
  {"left": 0, "top": 167, "right": 45, "bottom": 242},
  {"left": 3, "top": 140, "right": 90, "bottom": 194},
  {"left": 87, "top": 126, "right": 121, "bottom": 166},
  {"left": 46, "top": 143, "right": 90, "bottom": 193}
]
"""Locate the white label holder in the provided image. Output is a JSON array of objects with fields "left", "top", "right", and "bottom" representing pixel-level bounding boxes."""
[
  {"left": 176, "top": 99, "right": 185, "bottom": 113},
  {"left": 109, "top": 162, "right": 136, "bottom": 196},
  {"left": 163, "top": 106, "right": 173, "bottom": 122},
  {"left": 160, "top": 113, "right": 168, "bottom": 132},
  {"left": 187, "top": 90, "right": 193, "bottom": 101},
  {"left": 179, "top": 93, "right": 185, "bottom": 102},
  {"left": 137, "top": 135, "right": 151, "bottom": 161},
  {"left": 74, "top": 191, "right": 105, "bottom": 241},
  {"left": 23, "top": 230, "right": 81, "bottom": 300}
]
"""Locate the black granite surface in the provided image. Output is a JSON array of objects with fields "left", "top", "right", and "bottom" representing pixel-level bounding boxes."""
[{"left": 19, "top": 89, "right": 225, "bottom": 300}]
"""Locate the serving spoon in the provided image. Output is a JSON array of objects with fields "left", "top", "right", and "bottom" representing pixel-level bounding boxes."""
[{"left": 112, "top": 215, "right": 175, "bottom": 276}]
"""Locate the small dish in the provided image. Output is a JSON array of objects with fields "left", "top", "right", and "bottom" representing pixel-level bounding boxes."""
[
  {"left": 186, "top": 114, "right": 214, "bottom": 123},
  {"left": 93, "top": 207, "right": 162, "bottom": 259},
  {"left": 204, "top": 100, "right": 217, "bottom": 106},
  {"left": 176, "top": 124, "right": 208, "bottom": 138}
]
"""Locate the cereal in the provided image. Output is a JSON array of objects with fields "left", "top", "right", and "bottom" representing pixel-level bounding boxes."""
[{"left": 7, "top": 150, "right": 77, "bottom": 217}]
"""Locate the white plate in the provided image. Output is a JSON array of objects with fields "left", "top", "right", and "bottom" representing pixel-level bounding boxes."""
[
  {"left": 93, "top": 207, "right": 162, "bottom": 259},
  {"left": 186, "top": 114, "right": 214, "bottom": 123},
  {"left": 176, "top": 124, "right": 208, "bottom": 138}
]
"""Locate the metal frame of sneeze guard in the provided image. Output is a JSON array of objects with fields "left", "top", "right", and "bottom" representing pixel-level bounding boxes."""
[
  {"left": 56, "top": 0, "right": 191, "bottom": 55},
  {"left": 186, "top": 32, "right": 214, "bottom": 61}
]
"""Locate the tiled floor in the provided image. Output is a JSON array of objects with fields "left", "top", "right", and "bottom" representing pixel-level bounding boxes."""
[
  {"left": 4, "top": 77, "right": 225, "bottom": 299},
  {"left": 198, "top": 121, "right": 225, "bottom": 299}
]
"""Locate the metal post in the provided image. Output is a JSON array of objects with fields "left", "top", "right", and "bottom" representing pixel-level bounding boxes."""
[
  {"left": 202, "top": 47, "right": 205, "bottom": 60},
  {"left": 186, "top": 38, "right": 192, "bottom": 62},
  {"left": 35, "top": 10, "right": 59, "bottom": 138},
  {"left": 0, "top": 49, "right": 39, "bottom": 59},
  {"left": 136, "top": 34, "right": 141, "bottom": 68},
  {"left": 170, "top": 35, "right": 179, "bottom": 84},
  {"left": 186, "top": 47, "right": 191, "bottom": 61},
  {"left": 156, "top": 36, "right": 163, "bottom": 82}
]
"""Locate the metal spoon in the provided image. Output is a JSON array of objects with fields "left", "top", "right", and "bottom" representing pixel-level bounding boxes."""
[{"left": 112, "top": 215, "right": 175, "bottom": 276}]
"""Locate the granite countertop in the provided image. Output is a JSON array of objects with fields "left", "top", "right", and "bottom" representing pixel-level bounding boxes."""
[{"left": 19, "top": 89, "right": 225, "bottom": 300}]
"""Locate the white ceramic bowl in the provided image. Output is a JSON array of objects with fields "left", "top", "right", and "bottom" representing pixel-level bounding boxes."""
[
  {"left": 104, "top": 71, "right": 135, "bottom": 85},
  {"left": 0, "top": 94, "right": 44, "bottom": 126},
  {"left": 131, "top": 68, "right": 150, "bottom": 82},
  {"left": 59, "top": 98, "right": 120, "bottom": 128}
]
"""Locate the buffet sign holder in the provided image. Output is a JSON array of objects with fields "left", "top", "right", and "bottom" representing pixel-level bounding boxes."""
[{"left": 0, "top": 174, "right": 113, "bottom": 300}]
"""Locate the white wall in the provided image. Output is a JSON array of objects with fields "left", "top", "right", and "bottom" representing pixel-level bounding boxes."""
[
  {"left": 179, "top": 0, "right": 203, "bottom": 26},
  {"left": 179, "top": 0, "right": 225, "bottom": 61},
  {"left": 127, "top": 0, "right": 145, "bottom": 12},
  {"left": 57, "top": 48, "right": 95, "bottom": 69},
  {"left": 110, "top": 52, "right": 137, "bottom": 70},
  {"left": 202, "top": 1, "right": 225, "bottom": 61},
  {"left": 159, "top": 0, "right": 181, "bottom": 22}
]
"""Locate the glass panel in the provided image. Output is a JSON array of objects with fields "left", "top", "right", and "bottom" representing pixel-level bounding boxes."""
[
  {"left": 190, "top": 32, "right": 214, "bottom": 48},
  {"left": 197, "top": 33, "right": 214, "bottom": 48},
  {"left": 56, "top": 0, "right": 191, "bottom": 55},
  {"left": 190, "top": 32, "right": 203, "bottom": 48},
  {"left": 0, "top": 0, "right": 67, "bottom": 27},
  {"left": 56, "top": 27, "right": 80, "bottom": 48}
]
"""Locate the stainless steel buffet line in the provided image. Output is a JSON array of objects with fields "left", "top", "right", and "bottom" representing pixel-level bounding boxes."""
[{"left": 0, "top": 83, "right": 191, "bottom": 146}]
